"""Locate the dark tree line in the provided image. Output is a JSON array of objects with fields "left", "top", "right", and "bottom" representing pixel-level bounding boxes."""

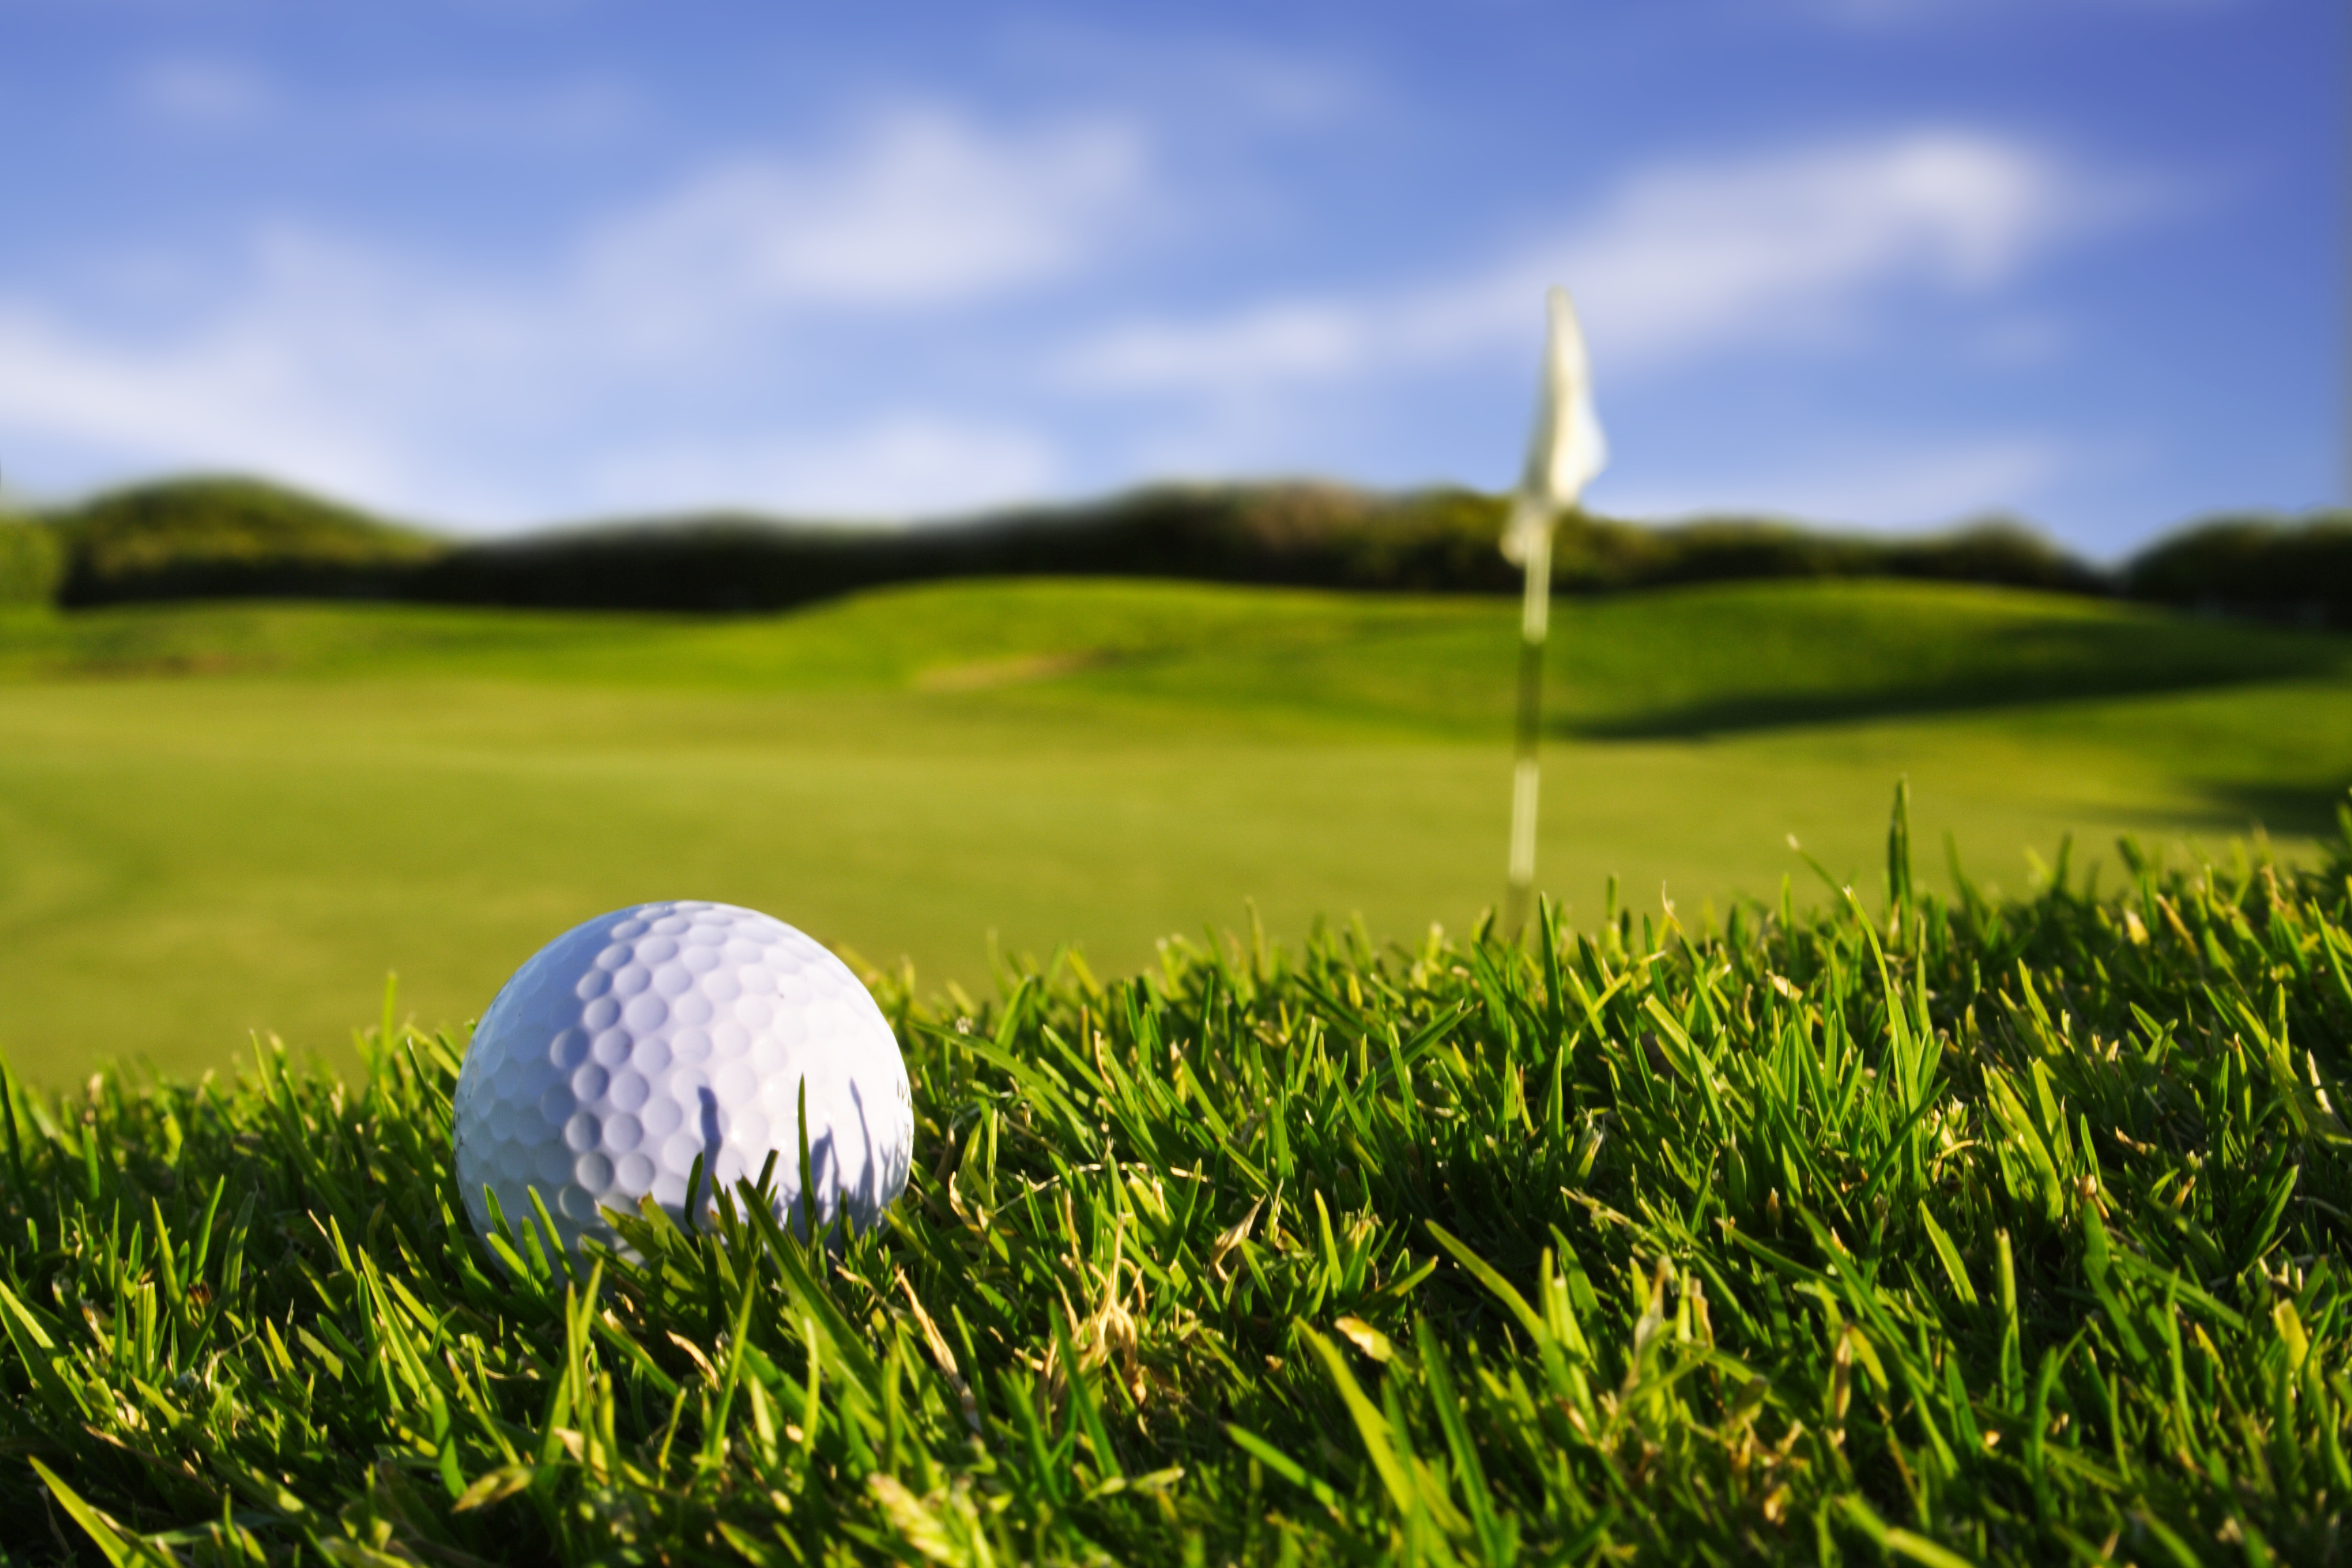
[{"left": 3, "top": 472, "right": 2345, "bottom": 625}]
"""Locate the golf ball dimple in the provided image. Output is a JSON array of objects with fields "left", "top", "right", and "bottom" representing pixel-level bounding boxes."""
[{"left": 453, "top": 900, "right": 914, "bottom": 1258}]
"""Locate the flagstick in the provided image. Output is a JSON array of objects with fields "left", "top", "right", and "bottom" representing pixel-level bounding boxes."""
[
  {"left": 1503, "top": 500, "right": 1552, "bottom": 938},
  {"left": 1499, "top": 284, "right": 1603, "bottom": 942}
]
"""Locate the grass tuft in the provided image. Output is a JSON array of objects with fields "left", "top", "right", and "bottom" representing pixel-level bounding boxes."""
[{"left": 3, "top": 792, "right": 2350, "bottom": 1563}]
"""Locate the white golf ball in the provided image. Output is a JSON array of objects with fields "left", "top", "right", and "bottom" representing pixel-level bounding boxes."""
[{"left": 453, "top": 900, "right": 913, "bottom": 1256}]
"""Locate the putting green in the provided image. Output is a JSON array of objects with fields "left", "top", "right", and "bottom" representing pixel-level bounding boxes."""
[{"left": 0, "top": 580, "right": 2345, "bottom": 1082}]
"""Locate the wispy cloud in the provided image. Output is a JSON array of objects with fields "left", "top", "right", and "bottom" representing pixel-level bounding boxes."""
[
  {"left": 129, "top": 56, "right": 273, "bottom": 129},
  {"left": 583, "top": 415, "right": 1062, "bottom": 521},
  {"left": 1058, "top": 302, "right": 1364, "bottom": 391},
  {"left": 0, "top": 104, "right": 1138, "bottom": 522},
  {"left": 0, "top": 113, "right": 2161, "bottom": 531},
  {"left": 1512, "top": 129, "right": 2090, "bottom": 363},
  {"left": 0, "top": 289, "right": 406, "bottom": 503},
  {"left": 1057, "top": 129, "right": 2108, "bottom": 397},
  {"left": 583, "top": 106, "right": 1145, "bottom": 344},
  {"left": 1602, "top": 436, "right": 2074, "bottom": 528}
]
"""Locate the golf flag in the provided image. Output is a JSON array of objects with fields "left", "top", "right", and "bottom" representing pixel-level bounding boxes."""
[
  {"left": 1503, "top": 286, "right": 1605, "bottom": 934},
  {"left": 1502, "top": 285, "right": 1607, "bottom": 564}
]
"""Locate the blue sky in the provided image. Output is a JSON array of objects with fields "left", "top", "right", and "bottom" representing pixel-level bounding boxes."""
[{"left": 0, "top": 0, "right": 2340, "bottom": 555}]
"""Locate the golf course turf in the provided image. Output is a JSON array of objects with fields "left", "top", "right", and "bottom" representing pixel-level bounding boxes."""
[
  {"left": 0, "top": 786, "right": 2347, "bottom": 1563},
  {"left": 0, "top": 576, "right": 2348, "bottom": 1084},
  {"left": 0, "top": 578, "right": 2349, "bottom": 1561}
]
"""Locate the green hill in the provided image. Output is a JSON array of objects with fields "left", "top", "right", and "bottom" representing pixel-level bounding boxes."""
[
  {"left": 35, "top": 470, "right": 2352, "bottom": 627},
  {"left": 399, "top": 489, "right": 2108, "bottom": 610},
  {"left": 0, "top": 512, "right": 61, "bottom": 606},
  {"left": 2127, "top": 509, "right": 2352, "bottom": 627},
  {"left": 1, "top": 576, "right": 2347, "bottom": 1082},
  {"left": 0, "top": 574, "right": 2340, "bottom": 736},
  {"left": 52, "top": 474, "right": 446, "bottom": 604},
  {"left": 40, "top": 472, "right": 2113, "bottom": 611}
]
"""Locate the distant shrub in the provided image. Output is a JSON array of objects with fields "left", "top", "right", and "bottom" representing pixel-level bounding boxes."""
[
  {"left": 416, "top": 488, "right": 2110, "bottom": 612},
  {"left": 1882, "top": 517, "right": 2109, "bottom": 594},
  {"left": 411, "top": 485, "right": 1531, "bottom": 612},
  {"left": 52, "top": 475, "right": 445, "bottom": 606},
  {"left": 2124, "top": 510, "right": 2352, "bottom": 628},
  {"left": 412, "top": 519, "right": 879, "bottom": 612},
  {"left": 0, "top": 512, "right": 63, "bottom": 606},
  {"left": 1550, "top": 512, "right": 2107, "bottom": 598},
  {"left": 40, "top": 471, "right": 2131, "bottom": 614}
]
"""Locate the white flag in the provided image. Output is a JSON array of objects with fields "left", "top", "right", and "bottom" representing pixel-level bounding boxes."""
[{"left": 1501, "top": 286, "right": 1606, "bottom": 564}]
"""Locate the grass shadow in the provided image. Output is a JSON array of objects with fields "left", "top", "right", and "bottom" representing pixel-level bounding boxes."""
[
  {"left": 2182, "top": 779, "right": 2352, "bottom": 842},
  {"left": 1561, "top": 625, "right": 2351, "bottom": 740}
]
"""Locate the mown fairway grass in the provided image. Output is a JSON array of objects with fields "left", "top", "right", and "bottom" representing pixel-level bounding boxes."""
[
  {"left": 1, "top": 579, "right": 2349, "bottom": 1082},
  {"left": 3, "top": 794, "right": 2349, "bottom": 1564}
]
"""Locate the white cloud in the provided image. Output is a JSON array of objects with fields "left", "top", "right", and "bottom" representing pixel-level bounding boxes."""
[
  {"left": 1058, "top": 129, "right": 2095, "bottom": 397},
  {"left": 0, "top": 222, "right": 576, "bottom": 514},
  {"left": 1597, "top": 436, "right": 2072, "bottom": 528},
  {"left": 131, "top": 56, "right": 272, "bottom": 128},
  {"left": 584, "top": 416, "right": 1062, "bottom": 521},
  {"left": 0, "top": 104, "right": 1143, "bottom": 523},
  {"left": 0, "top": 300, "right": 406, "bottom": 503},
  {"left": 1522, "top": 131, "right": 2077, "bottom": 363},
  {"left": 582, "top": 106, "right": 1145, "bottom": 352},
  {"left": 0, "top": 111, "right": 2152, "bottom": 532},
  {"left": 1058, "top": 302, "right": 1367, "bottom": 390}
]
